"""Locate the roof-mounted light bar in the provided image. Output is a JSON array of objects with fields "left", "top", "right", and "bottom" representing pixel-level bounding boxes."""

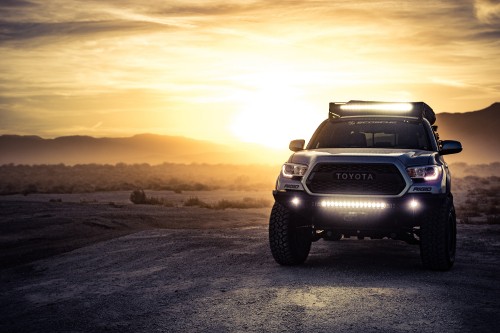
[
  {"left": 340, "top": 102, "right": 413, "bottom": 112},
  {"left": 329, "top": 100, "right": 436, "bottom": 124}
]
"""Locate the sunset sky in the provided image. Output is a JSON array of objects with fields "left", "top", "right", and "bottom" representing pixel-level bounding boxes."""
[{"left": 1, "top": 0, "right": 499, "bottom": 148}]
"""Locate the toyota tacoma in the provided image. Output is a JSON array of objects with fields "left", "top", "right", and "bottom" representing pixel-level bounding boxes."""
[{"left": 269, "top": 100, "right": 462, "bottom": 270}]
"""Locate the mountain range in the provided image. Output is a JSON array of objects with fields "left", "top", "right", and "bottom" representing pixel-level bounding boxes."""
[
  {"left": 0, "top": 133, "right": 290, "bottom": 165},
  {"left": 434, "top": 103, "right": 500, "bottom": 164},
  {"left": 0, "top": 102, "right": 498, "bottom": 165}
]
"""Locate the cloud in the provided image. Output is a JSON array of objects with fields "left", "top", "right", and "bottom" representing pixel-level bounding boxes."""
[
  {"left": 474, "top": 0, "right": 500, "bottom": 24},
  {"left": 0, "top": 20, "right": 166, "bottom": 43},
  {"left": 0, "top": 0, "right": 499, "bottom": 140},
  {"left": 0, "top": 0, "right": 34, "bottom": 7},
  {"left": 473, "top": 29, "right": 500, "bottom": 41},
  {"left": 150, "top": 2, "right": 250, "bottom": 16}
]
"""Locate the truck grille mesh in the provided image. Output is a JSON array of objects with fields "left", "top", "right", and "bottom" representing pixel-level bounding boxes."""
[{"left": 305, "top": 163, "right": 406, "bottom": 195}]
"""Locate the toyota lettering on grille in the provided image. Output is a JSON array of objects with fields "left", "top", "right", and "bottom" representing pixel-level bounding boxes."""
[{"left": 335, "top": 172, "right": 375, "bottom": 181}]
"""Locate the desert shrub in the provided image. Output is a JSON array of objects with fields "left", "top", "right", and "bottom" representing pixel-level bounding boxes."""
[
  {"left": 145, "top": 196, "right": 175, "bottom": 207},
  {"left": 464, "top": 175, "right": 480, "bottom": 182},
  {"left": 192, "top": 182, "right": 210, "bottom": 191},
  {"left": 213, "top": 197, "right": 271, "bottom": 210},
  {"left": 479, "top": 186, "right": 500, "bottom": 197},
  {"left": 159, "top": 199, "right": 175, "bottom": 207},
  {"left": 182, "top": 196, "right": 270, "bottom": 209},
  {"left": 130, "top": 189, "right": 147, "bottom": 204},
  {"left": 487, "top": 215, "right": 500, "bottom": 224},
  {"left": 22, "top": 184, "right": 38, "bottom": 196},
  {"left": 183, "top": 197, "right": 211, "bottom": 208},
  {"left": 0, "top": 183, "right": 16, "bottom": 195},
  {"left": 0, "top": 163, "right": 278, "bottom": 194},
  {"left": 145, "top": 196, "right": 162, "bottom": 205},
  {"left": 129, "top": 189, "right": 175, "bottom": 206},
  {"left": 462, "top": 207, "right": 481, "bottom": 218},
  {"left": 487, "top": 203, "right": 499, "bottom": 215},
  {"left": 480, "top": 178, "right": 491, "bottom": 185}
]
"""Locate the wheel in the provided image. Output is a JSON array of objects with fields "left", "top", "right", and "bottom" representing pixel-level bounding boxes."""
[
  {"left": 269, "top": 202, "right": 312, "bottom": 265},
  {"left": 419, "top": 197, "right": 456, "bottom": 271}
]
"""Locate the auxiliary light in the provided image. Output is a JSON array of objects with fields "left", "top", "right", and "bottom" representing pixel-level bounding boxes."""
[
  {"left": 320, "top": 200, "right": 387, "bottom": 209},
  {"left": 329, "top": 100, "right": 436, "bottom": 124},
  {"left": 339, "top": 102, "right": 413, "bottom": 112},
  {"left": 291, "top": 197, "right": 301, "bottom": 206}
]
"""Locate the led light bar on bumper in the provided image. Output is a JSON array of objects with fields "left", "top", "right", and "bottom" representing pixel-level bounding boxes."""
[
  {"left": 319, "top": 200, "right": 387, "bottom": 209},
  {"left": 282, "top": 163, "right": 308, "bottom": 178}
]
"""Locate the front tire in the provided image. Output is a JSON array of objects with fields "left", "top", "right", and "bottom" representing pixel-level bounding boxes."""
[
  {"left": 269, "top": 202, "right": 312, "bottom": 265},
  {"left": 420, "top": 198, "right": 456, "bottom": 271}
]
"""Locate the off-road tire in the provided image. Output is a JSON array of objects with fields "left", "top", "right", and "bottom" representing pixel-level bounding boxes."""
[
  {"left": 269, "top": 202, "right": 312, "bottom": 265},
  {"left": 420, "top": 197, "right": 456, "bottom": 271}
]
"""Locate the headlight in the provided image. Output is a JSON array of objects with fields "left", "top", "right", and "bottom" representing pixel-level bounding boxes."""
[
  {"left": 406, "top": 165, "right": 441, "bottom": 181},
  {"left": 282, "top": 163, "right": 308, "bottom": 178}
]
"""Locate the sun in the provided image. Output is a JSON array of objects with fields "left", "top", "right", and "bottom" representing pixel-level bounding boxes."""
[{"left": 230, "top": 72, "right": 322, "bottom": 149}]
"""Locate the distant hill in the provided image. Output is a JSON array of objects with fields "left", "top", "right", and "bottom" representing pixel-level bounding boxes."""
[
  {"left": 0, "top": 133, "right": 289, "bottom": 165},
  {"left": 0, "top": 103, "right": 498, "bottom": 165},
  {"left": 435, "top": 102, "right": 500, "bottom": 164}
]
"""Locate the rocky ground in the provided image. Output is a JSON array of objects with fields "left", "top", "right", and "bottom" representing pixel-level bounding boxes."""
[{"left": 1, "top": 191, "right": 499, "bottom": 332}]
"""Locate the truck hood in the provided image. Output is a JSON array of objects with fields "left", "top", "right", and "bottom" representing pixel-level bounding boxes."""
[{"left": 288, "top": 148, "right": 439, "bottom": 167}]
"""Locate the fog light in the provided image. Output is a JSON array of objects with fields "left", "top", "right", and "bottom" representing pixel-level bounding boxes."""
[
  {"left": 409, "top": 199, "right": 419, "bottom": 209},
  {"left": 291, "top": 197, "right": 300, "bottom": 206}
]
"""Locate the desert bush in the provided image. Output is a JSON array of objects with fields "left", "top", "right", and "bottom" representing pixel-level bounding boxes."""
[
  {"left": 460, "top": 207, "right": 481, "bottom": 218},
  {"left": 0, "top": 163, "right": 278, "bottom": 194},
  {"left": 161, "top": 200, "right": 175, "bottom": 207},
  {"left": 213, "top": 197, "right": 271, "bottom": 210},
  {"left": 487, "top": 203, "right": 499, "bottom": 215},
  {"left": 183, "top": 197, "right": 211, "bottom": 208},
  {"left": 0, "top": 183, "right": 16, "bottom": 195},
  {"left": 130, "top": 189, "right": 147, "bottom": 204},
  {"left": 129, "top": 189, "right": 175, "bottom": 207},
  {"left": 479, "top": 186, "right": 500, "bottom": 197},
  {"left": 145, "top": 196, "right": 175, "bottom": 207},
  {"left": 487, "top": 215, "right": 500, "bottom": 224},
  {"left": 22, "top": 184, "right": 38, "bottom": 196}
]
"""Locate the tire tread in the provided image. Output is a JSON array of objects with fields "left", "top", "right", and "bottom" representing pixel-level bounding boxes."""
[
  {"left": 420, "top": 197, "right": 456, "bottom": 271},
  {"left": 269, "top": 202, "right": 311, "bottom": 265}
]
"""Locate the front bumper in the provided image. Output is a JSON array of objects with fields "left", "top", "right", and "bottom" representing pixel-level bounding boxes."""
[{"left": 273, "top": 190, "right": 448, "bottom": 235}]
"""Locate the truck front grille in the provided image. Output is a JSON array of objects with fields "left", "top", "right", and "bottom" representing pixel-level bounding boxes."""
[{"left": 305, "top": 163, "right": 406, "bottom": 195}]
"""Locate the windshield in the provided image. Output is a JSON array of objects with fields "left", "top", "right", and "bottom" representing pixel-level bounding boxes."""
[{"left": 308, "top": 119, "right": 432, "bottom": 150}]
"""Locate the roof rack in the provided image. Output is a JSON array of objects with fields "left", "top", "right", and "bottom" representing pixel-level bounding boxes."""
[{"left": 329, "top": 100, "right": 436, "bottom": 125}]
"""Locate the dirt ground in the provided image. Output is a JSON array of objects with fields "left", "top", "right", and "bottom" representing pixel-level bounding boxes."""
[{"left": 1, "top": 191, "right": 499, "bottom": 332}]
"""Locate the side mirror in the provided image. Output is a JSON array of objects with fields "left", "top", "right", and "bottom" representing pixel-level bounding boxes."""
[
  {"left": 289, "top": 139, "right": 305, "bottom": 152},
  {"left": 440, "top": 140, "right": 462, "bottom": 155}
]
